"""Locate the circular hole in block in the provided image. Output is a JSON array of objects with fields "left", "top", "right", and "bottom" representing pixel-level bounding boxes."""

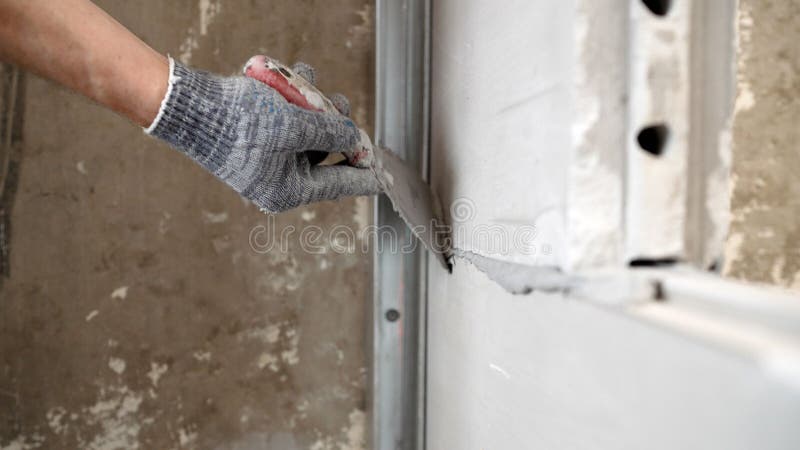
[
  {"left": 385, "top": 309, "right": 400, "bottom": 322},
  {"left": 636, "top": 124, "right": 670, "bottom": 157},
  {"left": 641, "top": 0, "right": 672, "bottom": 16}
]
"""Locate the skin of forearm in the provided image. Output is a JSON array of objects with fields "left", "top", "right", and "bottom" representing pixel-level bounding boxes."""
[{"left": 0, "top": 0, "right": 168, "bottom": 126}]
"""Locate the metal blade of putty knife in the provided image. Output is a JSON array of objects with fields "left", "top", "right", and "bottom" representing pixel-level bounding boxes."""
[
  {"left": 244, "top": 56, "right": 453, "bottom": 271},
  {"left": 371, "top": 145, "right": 452, "bottom": 271}
]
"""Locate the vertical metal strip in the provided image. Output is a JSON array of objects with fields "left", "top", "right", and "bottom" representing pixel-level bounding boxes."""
[
  {"left": 0, "top": 65, "right": 21, "bottom": 280},
  {"left": 416, "top": 4, "right": 432, "bottom": 448},
  {"left": 372, "top": 0, "right": 429, "bottom": 449},
  {"left": 625, "top": 0, "right": 735, "bottom": 267},
  {"left": 0, "top": 66, "right": 19, "bottom": 199},
  {"left": 625, "top": 0, "right": 691, "bottom": 262},
  {"left": 685, "top": 0, "right": 736, "bottom": 269}
]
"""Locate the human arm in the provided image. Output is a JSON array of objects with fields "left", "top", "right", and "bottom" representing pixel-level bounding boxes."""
[
  {"left": 0, "top": 0, "right": 167, "bottom": 126},
  {"left": 0, "top": 0, "right": 380, "bottom": 212}
]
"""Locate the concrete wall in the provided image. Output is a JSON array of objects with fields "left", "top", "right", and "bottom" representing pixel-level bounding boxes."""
[
  {"left": 725, "top": 0, "right": 800, "bottom": 290},
  {"left": 0, "top": 1, "right": 374, "bottom": 449}
]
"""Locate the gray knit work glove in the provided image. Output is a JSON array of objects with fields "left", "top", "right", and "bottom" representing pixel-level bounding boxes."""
[{"left": 145, "top": 57, "right": 381, "bottom": 213}]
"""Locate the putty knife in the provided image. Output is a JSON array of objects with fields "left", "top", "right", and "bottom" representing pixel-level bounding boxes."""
[{"left": 244, "top": 56, "right": 453, "bottom": 271}]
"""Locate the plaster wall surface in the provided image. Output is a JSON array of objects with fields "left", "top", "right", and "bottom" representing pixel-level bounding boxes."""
[
  {"left": 427, "top": 0, "right": 800, "bottom": 448},
  {"left": 430, "top": 0, "right": 733, "bottom": 272},
  {"left": 426, "top": 261, "right": 800, "bottom": 450},
  {"left": 0, "top": 1, "right": 375, "bottom": 449},
  {"left": 725, "top": 0, "right": 800, "bottom": 291},
  {"left": 430, "top": 0, "right": 573, "bottom": 269}
]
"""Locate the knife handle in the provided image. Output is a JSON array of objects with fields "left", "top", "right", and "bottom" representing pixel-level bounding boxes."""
[{"left": 243, "top": 55, "right": 373, "bottom": 168}]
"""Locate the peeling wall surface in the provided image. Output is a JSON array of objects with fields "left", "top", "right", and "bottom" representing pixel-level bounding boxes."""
[
  {"left": 0, "top": 1, "right": 374, "bottom": 449},
  {"left": 724, "top": 0, "right": 800, "bottom": 291}
]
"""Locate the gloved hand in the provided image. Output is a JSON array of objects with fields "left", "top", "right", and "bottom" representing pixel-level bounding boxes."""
[{"left": 146, "top": 56, "right": 381, "bottom": 213}]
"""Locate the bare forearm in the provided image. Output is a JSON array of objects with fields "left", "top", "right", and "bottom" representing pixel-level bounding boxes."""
[{"left": 0, "top": 0, "right": 168, "bottom": 126}]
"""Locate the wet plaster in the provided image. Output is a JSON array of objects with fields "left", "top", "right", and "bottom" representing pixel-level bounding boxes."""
[
  {"left": 724, "top": 0, "right": 800, "bottom": 291},
  {"left": 453, "top": 249, "right": 567, "bottom": 295},
  {"left": 0, "top": 1, "right": 374, "bottom": 449}
]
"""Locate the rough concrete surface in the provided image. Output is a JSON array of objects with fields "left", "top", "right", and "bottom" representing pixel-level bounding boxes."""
[
  {"left": 0, "top": 1, "right": 375, "bottom": 449},
  {"left": 725, "top": 0, "right": 800, "bottom": 291}
]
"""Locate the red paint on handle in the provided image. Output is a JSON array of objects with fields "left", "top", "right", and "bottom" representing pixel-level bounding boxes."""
[
  {"left": 244, "top": 57, "right": 320, "bottom": 112},
  {"left": 243, "top": 55, "right": 373, "bottom": 168}
]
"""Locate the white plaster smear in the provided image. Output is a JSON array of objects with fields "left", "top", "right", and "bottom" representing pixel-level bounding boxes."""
[
  {"left": 179, "top": 0, "right": 221, "bottom": 64},
  {"left": 0, "top": 434, "right": 45, "bottom": 450},
  {"left": 193, "top": 350, "right": 212, "bottom": 362},
  {"left": 147, "top": 362, "right": 168, "bottom": 387},
  {"left": 241, "top": 324, "right": 281, "bottom": 344},
  {"left": 705, "top": 127, "right": 733, "bottom": 267},
  {"left": 723, "top": 231, "right": 744, "bottom": 274},
  {"left": 734, "top": 5, "right": 756, "bottom": 114},
  {"left": 84, "top": 386, "right": 144, "bottom": 450},
  {"left": 257, "top": 352, "right": 280, "bottom": 371},
  {"left": 309, "top": 408, "right": 366, "bottom": 450},
  {"left": 301, "top": 209, "right": 317, "bottom": 221},
  {"left": 108, "top": 357, "right": 126, "bottom": 375},
  {"left": 179, "top": 426, "right": 198, "bottom": 447},
  {"left": 345, "top": 3, "right": 373, "bottom": 50},
  {"left": 251, "top": 252, "right": 305, "bottom": 294},
  {"left": 110, "top": 286, "right": 128, "bottom": 300},
  {"left": 353, "top": 196, "right": 369, "bottom": 236},
  {"left": 8, "top": 357, "right": 150, "bottom": 447},
  {"left": 202, "top": 210, "right": 229, "bottom": 224},
  {"left": 281, "top": 331, "right": 300, "bottom": 366},
  {"left": 47, "top": 407, "right": 68, "bottom": 435}
]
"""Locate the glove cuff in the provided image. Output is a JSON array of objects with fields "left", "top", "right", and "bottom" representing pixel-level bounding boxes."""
[
  {"left": 145, "top": 57, "right": 238, "bottom": 173},
  {"left": 143, "top": 56, "right": 177, "bottom": 135}
]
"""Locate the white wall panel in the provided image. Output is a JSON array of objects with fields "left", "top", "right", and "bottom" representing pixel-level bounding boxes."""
[
  {"left": 431, "top": 0, "right": 575, "bottom": 268},
  {"left": 427, "top": 262, "right": 800, "bottom": 450},
  {"left": 426, "top": 1, "right": 800, "bottom": 449}
]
